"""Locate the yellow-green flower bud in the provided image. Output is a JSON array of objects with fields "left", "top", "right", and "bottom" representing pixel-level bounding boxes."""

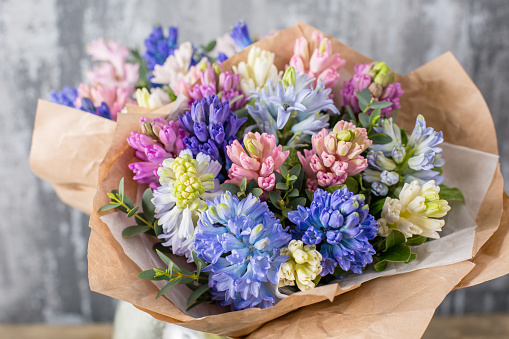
[
  {"left": 282, "top": 66, "right": 297, "bottom": 89},
  {"left": 336, "top": 129, "right": 354, "bottom": 142}
]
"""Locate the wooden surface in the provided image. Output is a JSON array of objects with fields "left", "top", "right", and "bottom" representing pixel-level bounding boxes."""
[
  {"left": 0, "top": 0, "right": 508, "bottom": 323},
  {"left": 1, "top": 315, "right": 509, "bottom": 339}
]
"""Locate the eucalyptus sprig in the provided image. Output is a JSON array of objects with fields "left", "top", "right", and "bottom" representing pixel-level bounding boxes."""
[
  {"left": 139, "top": 250, "right": 213, "bottom": 311},
  {"left": 99, "top": 178, "right": 158, "bottom": 237}
]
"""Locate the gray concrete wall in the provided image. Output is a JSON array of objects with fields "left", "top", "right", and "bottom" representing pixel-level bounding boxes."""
[{"left": 0, "top": 0, "right": 508, "bottom": 323}]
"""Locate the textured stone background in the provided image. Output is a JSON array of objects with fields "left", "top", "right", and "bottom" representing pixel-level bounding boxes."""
[{"left": 1, "top": 0, "right": 508, "bottom": 324}]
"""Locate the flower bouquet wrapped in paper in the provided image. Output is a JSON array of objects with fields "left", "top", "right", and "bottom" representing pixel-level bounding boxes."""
[{"left": 40, "top": 21, "right": 509, "bottom": 338}]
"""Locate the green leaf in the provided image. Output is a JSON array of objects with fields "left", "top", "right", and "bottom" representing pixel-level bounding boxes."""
[
  {"left": 358, "top": 113, "right": 370, "bottom": 127},
  {"left": 228, "top": 94, "right": 244, "bottom": 107},
  {"left": 246, "top": 180, "right": 258, "bottom": 193},
  {"left": 439, "top": 185, "right": 465, "bottom": 203},
  {"left": 240, "top": 177, "right": 247, "bottom": 192},
  {"left": 274, "top": 171, "right": 285, "bottom": 183},
  {"left": 400, "top": 127, "right": 408, "bottom": 145},
  {"left": 305, "top": 190, "right": 314, "bottom": 201},
  {"left": 346, "top": 105, "right": 357, "bottom": 124},
  {"left": 156, "top": 249, "right": 173, "bottom": 268},
  {"left": 325, "top": 184, "right": 346, "bottom": 193},
  {"left": 287, "top": 175, "right": 298, "bottom": 182},
  {"left": 370, "top": 134, "right": 393, "bottom": 144},
  {"left": 138, "top": 269, "right": 167, "bottom": 281},
  {"left": 369, "top": 198, "right": 386, "bottom": 217},
  {"left": 287, "top": 197, "right": 306, "bottom": 210},
  {"left": 152, "top": 242, "right": 171, "bottom": 254},
  {"left": 233, "top": 107, "right": 249, "bottom": 119},
  {"left": 406, "top": 252, "right": 417, "bottom": 264},
  {"left": 202, "top": 40, "right": 216, "bottom": 52},
  {"left": 370, "top": 101, "right": 393, "bottom": 109},
  {"left": 221, "top": 183, "right": 240, "bottom": 195},
  {"left": 156, "top": 278, "right": 181, "bottom": 299},
  {"left": 142, "top": 189, "right": 155, "bottom": 222},
  {"left": 123, "top": 193, "right": 135, "bottom": 210},
  {"left": 294, "top": 166, "right": 305, "bottom": 191},
  {"left": 186, "top": 284, "right": 210, "bottom": 307},
  {"left": 289, "top": 164, "right": 301, "bottom": 178},
  {"left": 107, "top": 192, "right": 117, "bottom": 200},
  {"left": 99, "top": 203, "right": 121, "bottom": 212},
  {"left": 122, "top": 225, "right": 151, "bottom": 237},
  {"left": 118, "top": 178, "right": 125, "bottom": 202},
  {"left": 392, "top": 109, "right": 398, "bottom": 122},
  {"left": 154, "top": 220, "right": 163, "bottom": 236},
  {"left": 406, "top": 235, "right": 428, "bottom": 246},
  {"left": 280, "top": 165, "right": 289, "bottom": 178},
  {"left": 378, "top": 243, "right": 412, "bottom": 262},
  {"left": 374, "top": 260, "right": 388, "bottom": 272},
  {"left": 251, "top": 188, "right": 263, "bottom": 197},
  {"left": 343, "top": 177, "right": 359, "bottom": 194},
  {"left": 126, "top": 205, "right": 139, "bottom": 218},
  {"left": 288, "top": 188, "right": 299, "bottom": 197},
  {"left": 282, "top": 146, "right": 300, "bottom": 168},
  {"left": 355, "top": 90, "right": 370, "bottom": 111},
  {"left": 369, "top": 108, "right": 381, "bottom": 125},
  {"left": 192, "top": 252, "right": 205, "bottom": 279},
  {"left": 385, "top": 230, "right": 406, "bottom": 250},
  {"left": 276, "top": 182, "right": 289, "bottom": 190},
  {"left": 269, "top": 191, "right": 283, "bottom": 209}
]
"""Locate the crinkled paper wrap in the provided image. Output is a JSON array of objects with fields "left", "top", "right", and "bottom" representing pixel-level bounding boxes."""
[{"left": 87, "top": 22, "right": 507, "bottom": 338}]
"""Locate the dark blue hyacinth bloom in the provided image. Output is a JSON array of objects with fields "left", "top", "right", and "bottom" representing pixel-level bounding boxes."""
[
  {"left": 289, "top": 188, "right": 378, "bottom": 276},
  {"left": 49, "top": 86, "right": 78, "bottom": 108},
  {"left": 179, "top": 95, "right": 247, "bottom": 169},
  {"left": 143, "top": 25, "right": 179, "bottom": 71},
  {"left": 230, "top": 20, "right": 253, "bottom": 50},
  {"left": 79, "top": 98, "right": 112, "bottom": 120},
  {"left": 194, "top": 192, "right": 291, "bottom": 311}
]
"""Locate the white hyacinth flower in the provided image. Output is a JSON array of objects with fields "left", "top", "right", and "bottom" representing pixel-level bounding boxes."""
[
  {"left": 233, "top": 46, "right": 280, "bottom": 94},
  {"left": 152, "top": 150, "right": 222, "bottom": 262}
]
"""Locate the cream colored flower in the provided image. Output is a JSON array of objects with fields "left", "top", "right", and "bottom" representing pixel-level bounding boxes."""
[
  {"left": 233, "top": 46, "right": 280, "bottom": 94},
  {"left": 377, "top": 180, "right": 451, "bottom": 239},
  {"left": 135, "top": 87, "right": 171, "bottom": 109},
  {"left": 278, "top": 240, "right": 322, "bottom": 291}
]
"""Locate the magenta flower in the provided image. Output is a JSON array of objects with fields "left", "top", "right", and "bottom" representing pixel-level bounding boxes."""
[
  {"left": 289, "top": 31, "right": 346, "bottom": 91},
  {"left": 298, "top": 121, "right": 372, "bottom": 191},
  {"left": 226, "top": 132, "right": 289, "bottom": 192},
  {"left": 340, "top": 61, "right": 403, "bottom": 118},
  {"left": 127, "top": 117, "right": 187, "bottom": 189}
]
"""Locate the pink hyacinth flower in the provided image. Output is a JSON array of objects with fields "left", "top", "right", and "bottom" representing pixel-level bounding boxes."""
[
  {"left": 298, "top": 121, "right": 371, "bottom": 189},
  {"left": 226, "top": 132, "right": 289, "bottom": 193},
  {"left": 289, "top": 31, "right": 346, "bottom": 93}
]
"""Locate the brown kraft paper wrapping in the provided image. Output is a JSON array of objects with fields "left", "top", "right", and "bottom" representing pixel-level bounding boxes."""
[{"left": 87, "top": 22, "right": 507, "bottom": 338}]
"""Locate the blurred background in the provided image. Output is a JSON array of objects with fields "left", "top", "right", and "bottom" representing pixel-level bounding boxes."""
[{"left": 1, "top": 0, "right": 509, "bottom": 329}]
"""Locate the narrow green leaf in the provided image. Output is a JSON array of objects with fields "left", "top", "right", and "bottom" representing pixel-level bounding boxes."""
[
  {"left": 392, "top": 109, "right": 398, "bottom": 122},
  {"left": 142, "top": 189, "right": 155, "bottom": 222},
  {"left": 203, "top": 40, "right": 216, "bottom": 52},
  {"left": 154, "top": 220, "right": 163, "bottom": 236},
  {"left": 287, "top": 175, "right": 298, "bottom": 182},
  {"left": 156, "top": 278, "right": 181, "bottom": 299},
  {"left": 406, "top": 235, "right": 428, "bottom": 247},
  {"left": 156, "top": 249, "right": 173, "bottom": 267},
  {"left": 126, "top": 205, "right": 139, "bottom": 218},
  {"left": 228, "top": 94, "right": 244, "bottom": 107},
  {"left": 374, "top": 260, "right": 388, "bottom": 272},
  {"left": 118, "top": 178, "right": 125, "bottom": 202},
  {"left": 369, "top": 101, "right": 393, "bottom": 109},
  {"left": 369, "top": 108, "right": 381, "bottom": 125},
  {"left": 439, "top": 185, "right": 465, "bottom": 203},
  {"left": 305, "top": 189, "right": 314, "bottom": 202},
  {"left": 122, "top": 225, "right": 151, "bottom": 237},
  {"left": 187, "top": 284, "right": 210, "bottom": 307},
  {"left": 346, "top": 105, "right": 357, "bottom": 124},
  {"left": 138, "top": 269, "right": 167, "bottom": 281},
  {"left": 251, "top": 188, "right": 263, "bottom": 197},
  {"left": 276, "top": 182, "right": 289, "bottom": 190},
  {"left": 289, "top": 164, "right": 301, "bottom": 178},
  {"left": 99, "top": 203, "right": 121, "bottom": 212},
  {"left": 123, "top": 193, "right": 135, "bottom": 209},
  {"left": 221, "top": 183, "right": 240, "bottom": 195},
  {"left": 400, "top": 127, "right": 408, "bottom": 145},
  {"left": 385, "top": 230, "right": 406, "bottom": 250},
  {"left": 359, "top": 88, "right": 372, "bottom": 104},
  {"left": 378, "top": 243, "right": 412, "bottom": 262},
  {"left": 107, "top": 192, "right": 117, "bottom": 200}
]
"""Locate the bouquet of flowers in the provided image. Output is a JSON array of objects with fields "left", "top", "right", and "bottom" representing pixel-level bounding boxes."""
[{"left": 33, "top": 21, "right": 509, "bottom": 338}]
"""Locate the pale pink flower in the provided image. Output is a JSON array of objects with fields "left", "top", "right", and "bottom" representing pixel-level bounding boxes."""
[
  {"left": 289, "top": 31, "right": 346, "bottom": 91},
  {"left": 75, "top": 84, "right": 135, "bottom": 120},
  {"left": 298, "top": 121, "right": 371, "bottom": 190},
  {"left": 226, "top": 132, "right": 289, "bottom": 192}
]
